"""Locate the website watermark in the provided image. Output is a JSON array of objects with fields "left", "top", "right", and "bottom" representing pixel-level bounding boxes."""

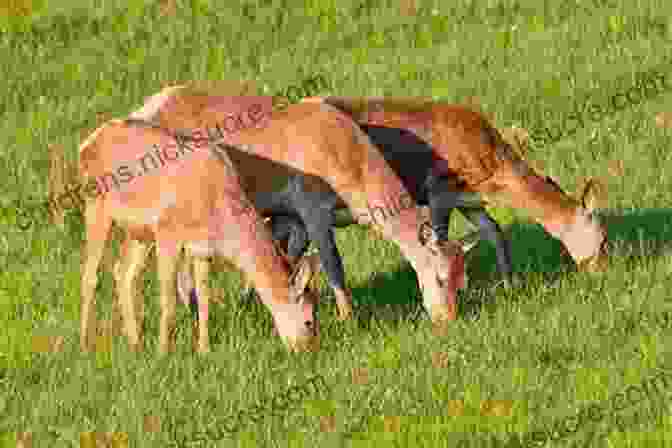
[
  {"left": 527, "top": 57, "right": 672, "bottom": 150},
  {"left": 2, "top": 100, "right": 268, "bottom": 232},
  {"left": 269, "top": 73, "right": 329, "bottom": 109},
  {"left": 455, "top": 355, "right": 672, "bottom": 448},
  {"left": 7, "top": 74, "right": 331, "bottom": 232},
  {"left": 354, "top": 191, "right": 416, "bottom": 227},
  {"left": 168, "top": 374, "right": 329, "bottom": 445}
]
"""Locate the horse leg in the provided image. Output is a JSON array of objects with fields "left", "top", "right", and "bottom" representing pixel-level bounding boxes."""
[{"left": 80, "top": 201, "right": 112, "bottom": 352}]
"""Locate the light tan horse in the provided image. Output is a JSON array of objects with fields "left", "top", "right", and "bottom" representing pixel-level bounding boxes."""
[{"left": 79, "top": 118, "right": 322, "bottom": 354}]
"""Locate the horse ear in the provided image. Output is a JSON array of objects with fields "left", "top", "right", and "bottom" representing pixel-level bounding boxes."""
[
  {"left": 289, "top": 254, "right": 320, "bottom": 299},
  {"left": 580, "top": 177, "right": 606, "bottom": 213}
]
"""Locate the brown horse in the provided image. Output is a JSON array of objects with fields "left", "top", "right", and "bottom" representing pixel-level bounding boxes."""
[
  {"left": 79, "top": 118, "right": 322, "bottom": 354},
  {"left": 303, "top": 96, "right": 608, "bottom": 271}
]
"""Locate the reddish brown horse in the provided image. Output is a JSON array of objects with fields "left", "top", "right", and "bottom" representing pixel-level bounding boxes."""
[{"left": 303, "top": 96, "right": 608, "bottom": 271}]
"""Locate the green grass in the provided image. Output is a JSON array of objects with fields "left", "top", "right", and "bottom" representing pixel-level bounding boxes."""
[{"left": 3, "top": 0, "right": 672, "bottom": 446}]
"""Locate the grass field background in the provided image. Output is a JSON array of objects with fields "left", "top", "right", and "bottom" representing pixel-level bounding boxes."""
[{"left": 2, "top": 0, "right": 672, "bottom": 446}]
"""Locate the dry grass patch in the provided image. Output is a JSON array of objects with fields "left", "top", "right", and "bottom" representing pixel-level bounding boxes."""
[
  {"left": 608, "top": 159, "right": 625, "bottom": 177},
  {"left": 158, "top": 0, "right": 177, "bottom": 17},
  {"left": 143, "top": 415, "right": 162, "bottom": 433},
  {"left": 399, "top": 0, "right": 417, "bottom": 16},
  {"left": 655, "top": 112, "right": 672, "bottom": 128},
  {"left": 320, "top": 415, "right": 337, "bottom": 432},
  {"left": 431, "top": 351, "right": 451, "bottom": 369},
  {"left": 479, "top": 399, "right": 514, "bottom": 417},
  {"left": 79, "top": 431, "right": 129, "bottom": 448},
  {"left": 30, "top": 334, "right": 64, "bottom": 353},
  {"left": 351, "top": 367, "right": 370, "bottom": 385},
  {"left": 446, "top": 399, "right": 465, "bottom": 417},
  {"left": 0, "top": 0, "right": 33, "bottom": 16},
  {"left": 15, "top": 431, "right": 32, "bottom": 448},
  {"left": 383, "top": 416, "right": 402, "bottom": 432}
]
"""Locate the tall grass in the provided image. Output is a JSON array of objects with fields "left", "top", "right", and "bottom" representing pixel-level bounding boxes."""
[{"left": 2, "top": 0, "right": 672, "bottom": 446}]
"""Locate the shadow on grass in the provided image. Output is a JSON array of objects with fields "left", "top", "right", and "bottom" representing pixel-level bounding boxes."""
[
  {"left": 600, "top": 207, "right": 672, "bottom": 258},
  {"left": 347, "top": 208, "right": 672, "bottom": 327}
]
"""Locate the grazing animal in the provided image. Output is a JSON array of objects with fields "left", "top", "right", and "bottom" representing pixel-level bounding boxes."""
[
  {"left": 303, "top": 96, "right": 608, "bottom": 272},
  {"left": 78, "top": 118, "right": 322, "bottom": 354},
  {"left": 110, "top": 84, "right": 466, "bottom": 334}
]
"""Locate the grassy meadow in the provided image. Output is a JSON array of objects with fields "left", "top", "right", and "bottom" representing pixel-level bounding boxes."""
[{"left": 3, "top": 0, "right": 672, "bottom": 446}]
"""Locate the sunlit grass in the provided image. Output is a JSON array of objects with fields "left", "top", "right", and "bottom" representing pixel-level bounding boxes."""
[{"left": 2, "top": 0, "right": 672, "bottom": 446}]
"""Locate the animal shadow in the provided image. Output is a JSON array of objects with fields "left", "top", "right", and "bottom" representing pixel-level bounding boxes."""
[{"left": 348, "top": 207, "right": 672, "bottom": 325}]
